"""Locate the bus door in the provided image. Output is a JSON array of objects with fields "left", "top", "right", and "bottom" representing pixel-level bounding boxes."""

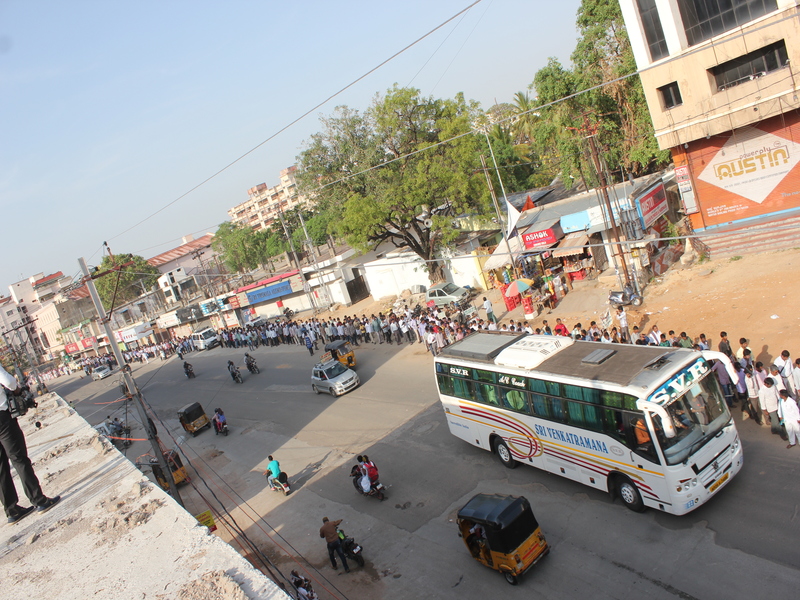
[{"left": 623, "top": 411, "right": 670, "bottom": 509}]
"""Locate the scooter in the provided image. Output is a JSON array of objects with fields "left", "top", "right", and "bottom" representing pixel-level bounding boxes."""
[
  {"left": 350, "top": 464, "right": 387, "bottom": 501},
  {"left": 214, "top": 420, "right": 228, "bottom": 436},
  {"left": 608, "top": 284, "right": 643, "bottom": 307},
  {"left": 267, "top": 471, "right": 291, "bottom": 496},
  {"left": 337, "top": 527, "right": 365, "bottom": 567}
]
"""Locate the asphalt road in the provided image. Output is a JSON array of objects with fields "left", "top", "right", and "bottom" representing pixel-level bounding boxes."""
[{"left": 51, "top": 340, "right": 799, "bottom": 600}]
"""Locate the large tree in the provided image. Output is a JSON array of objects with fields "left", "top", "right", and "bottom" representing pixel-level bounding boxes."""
[
  {"left": 297, "top": 86, "right": 490, "bottom": 282},
  {"left": 93, "top": 254, "right": 160, "bottom": 311}
]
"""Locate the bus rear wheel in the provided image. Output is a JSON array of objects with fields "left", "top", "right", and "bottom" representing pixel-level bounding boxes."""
[
  {"left": 616, "top": 476, "right": 645, "bottom": 512},
  {"left": 494, "top": 438, "right": 517, "bottom": 469}
]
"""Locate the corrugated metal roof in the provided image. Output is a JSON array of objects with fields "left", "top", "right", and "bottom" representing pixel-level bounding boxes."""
[
  {"left": 236, "top": 270, "right": 299, "bottom": 293},
  {"left": 33, "top": 271, "right": 64, "bottom": 287},
  {"left": 147, "top": 234, "right": 215, "bottom": 267}
]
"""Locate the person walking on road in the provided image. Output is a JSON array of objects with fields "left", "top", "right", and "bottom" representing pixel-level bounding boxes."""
[
  {"left": 0, "top": 366, "right": 61, "bottom": 524},
  {"left": 778, "top": 389, "right": 800, "bottom": 448},
  {"left": 320, "top": 517, "right": 349, "bottom": 572},
  {"left": 482, "top": 297, "right": 496, "bottom": 324}
]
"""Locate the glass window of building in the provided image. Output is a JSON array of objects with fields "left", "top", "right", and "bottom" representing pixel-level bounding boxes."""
[
  {"left": 711, "top": 40, "right": 788, "bottom": 91},
  {"left": 637, "top": 0, "right": 669, "bottom": 61},
  {"left": 658, "top": 82, "right": 683, "bottom": 108},
  {"left": 678, "top": 0, "right": 778, "bottom": 47}
]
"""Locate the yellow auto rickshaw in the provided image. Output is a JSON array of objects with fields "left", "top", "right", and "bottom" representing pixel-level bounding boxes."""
[
  {"left": 324, "top": 340, "right": 356, "bottom": 368},
  {"left": 178, "top": 402, "right": 211, "bottom": 436},
  {"left": 457, "top": 493, "right": 549, "bottom": 585},
  {"left": 150, "top": 450, "right": 190, "bottom": 490}
]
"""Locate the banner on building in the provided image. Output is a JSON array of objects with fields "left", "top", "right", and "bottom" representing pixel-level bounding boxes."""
[
  {"left": 635, "top": 183, "right": 668, "bottom": 229},
  {"left": 687, "top": 115, "right": 800, "bottom": 228}
]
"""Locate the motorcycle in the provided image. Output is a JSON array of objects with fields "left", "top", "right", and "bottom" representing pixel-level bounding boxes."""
[
  {"left": 337, "top": 527, "right": 365, "bottom": 567},
  {"left": 608, "top": 284, "right": 643, "bottom": 307},
  {"left": 350, "top": 464, "right": 387, "bottom": 501},
  {"left": 213, "top": 418, "right": 228, "bottom": 436},
  {"left": 267, "top": 471, "right": 291, "bottom": 496},
  {"left": 283, "top": 307, "right": 294, "bottom": 319},
  {"left": 232, "top": 368, "right": 243, "bottom": 384},
  {"left": 246, "top": 359, "right": 260, "bottom": 374},
  {"left": 184, "top": 364, "right": 195, "bottom": 379}
]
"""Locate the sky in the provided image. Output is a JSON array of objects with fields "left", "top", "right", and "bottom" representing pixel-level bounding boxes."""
[{"left": 0, "top": 0, "right": 582, "bottom": 290}]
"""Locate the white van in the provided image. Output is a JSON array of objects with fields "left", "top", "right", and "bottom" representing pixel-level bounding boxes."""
[{"left": 191, "top": 327, "right": 219, "bottom": 350}]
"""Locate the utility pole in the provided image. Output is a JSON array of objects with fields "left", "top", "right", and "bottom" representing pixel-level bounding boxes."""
[
  {"left": 78, "top": 257, "right": 183, "bottom": 506},
  {"left": 581, "top": 117, "right": 632, "bottom": 287},
  {"left": 277, "top": 207, "right": 301, "bottom": 271},
  {"left": 297, "top": 211, "right": 332, "bottom": 311}
]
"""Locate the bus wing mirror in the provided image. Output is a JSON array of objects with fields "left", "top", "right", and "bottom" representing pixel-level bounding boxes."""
[
  {"left": 701, "top": 350, "right": 739, "bottom": 386},
  {"left": 640, "top": 402, "right": 676, "bottom": 439}
]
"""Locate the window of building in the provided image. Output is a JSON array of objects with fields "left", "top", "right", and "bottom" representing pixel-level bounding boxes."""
[
  {"left": 637, "top": 0, "right": 668, "bottom": 61},
  {"left": 711, "top": 40, "right": 788, "bottom": 91},
  {"left": 658, "top": 82, "right": 683, "bottom": 108},
  {"left": 678, "top": 0, "right": 778, "bottom": 47}
]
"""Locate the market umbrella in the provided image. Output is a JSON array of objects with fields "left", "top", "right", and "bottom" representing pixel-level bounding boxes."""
[{"left": 504, "top": 279, "right": 533, "bottom": 297}]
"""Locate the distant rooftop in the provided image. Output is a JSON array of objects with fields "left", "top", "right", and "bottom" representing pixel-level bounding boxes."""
[
  {"left": 147, "top": 233, "right": 215, "bottom": 268},
  {"left": 33, "top": 271, "right": 64, "bottom": 288}
]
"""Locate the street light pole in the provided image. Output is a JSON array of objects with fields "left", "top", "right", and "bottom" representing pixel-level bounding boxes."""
[{"left": 78, "top": 257, "right": 183, "bottom": 506}]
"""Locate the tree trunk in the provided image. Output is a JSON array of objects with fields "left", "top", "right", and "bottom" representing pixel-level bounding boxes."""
[{"left": 428, "top": 260, "right": 445, "bottom": 284}]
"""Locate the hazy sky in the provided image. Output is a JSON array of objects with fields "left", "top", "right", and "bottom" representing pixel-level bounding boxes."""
[{"left": 0, "top": 0, "right": 581, "bottom": 289}]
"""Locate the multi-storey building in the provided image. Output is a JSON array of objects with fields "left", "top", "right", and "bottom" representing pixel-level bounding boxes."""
[
  {"left": 228, "top": 166, "right": 307, "bottom": 231},
  {"left": 619, "top": 0, "right": 800, "bottom": 254}
]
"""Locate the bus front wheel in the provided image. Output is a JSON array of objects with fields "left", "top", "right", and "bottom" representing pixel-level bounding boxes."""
[
  {"left": 494, "top": 438, "right": 517, "bottom": 469},
  {"left": 616, "top": 476, "right": 645, "bottom": 512}
]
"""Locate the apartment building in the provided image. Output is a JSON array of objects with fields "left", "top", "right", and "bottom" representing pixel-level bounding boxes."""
[
  {"left": 228, "top": 166, "right": 307, "bottom": 231},
  {"left": 619, "top": 0, "right": 800, "bottom": 249}
]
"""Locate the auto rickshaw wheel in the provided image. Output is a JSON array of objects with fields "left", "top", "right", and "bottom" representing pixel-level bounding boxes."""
[
  {"left": 617, "top": 476, "right": 645, "bottom": 512},
  {"left": 503, "top": 572, "right": 518, "bottom": 585},
  {"left": 494, "top": 438, "right": 517, "bottom": 469}
]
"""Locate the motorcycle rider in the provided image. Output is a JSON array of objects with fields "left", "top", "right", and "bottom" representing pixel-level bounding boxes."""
[
  {"left": 212, "top": 408, "right": 226, "bottom": 434},
  {"left": 183, "top": 361, "right": 193, "bottom": 377},
  {"left": 227, "top": 360, "right": 239, "bottom": 382},
  {"left": 265, "top": 455, "right": 281, "bottom": 490},
  {"left": 244, "top": 353, "right": 257, "bottom": 371}
]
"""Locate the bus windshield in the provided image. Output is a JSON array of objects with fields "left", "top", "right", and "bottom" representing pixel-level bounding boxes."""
[{"left": 656, "top": 373, "right": 730, "bottom": 465}]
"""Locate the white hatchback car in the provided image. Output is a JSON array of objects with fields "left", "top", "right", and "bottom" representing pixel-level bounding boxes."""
[{"left": 311, "top": 360, "right": 359, "bottom": 397}]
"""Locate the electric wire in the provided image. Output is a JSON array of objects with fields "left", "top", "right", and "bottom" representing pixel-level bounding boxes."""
[
  {"left": 105, "top": 0, "right": 484, "bottom": 245},
  {"left": 132, "top": 379, "right": 351, "bottom": 599}
]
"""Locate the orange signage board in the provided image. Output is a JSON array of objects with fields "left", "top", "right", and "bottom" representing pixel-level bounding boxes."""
[{"left": 681, "top": 112, "right": 800, "bottom": 229}]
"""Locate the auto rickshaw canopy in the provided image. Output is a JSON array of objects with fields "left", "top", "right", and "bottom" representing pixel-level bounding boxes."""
[
  {"left": 457, "top": 494, "right": 540, "bottom": 555},
  {"left": 324, "top": 340, "right": 352, "bottom": 353},
  {"left": 324, "top": 340, "right": 356, "bottom": 367},
  {"left": 178, "top": 402, "right": 206, "bottom": 422}
]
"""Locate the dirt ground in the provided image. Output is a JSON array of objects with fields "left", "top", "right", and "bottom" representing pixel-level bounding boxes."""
[{"left": 312, "top": 248, "right": 800, "bottom": 366}]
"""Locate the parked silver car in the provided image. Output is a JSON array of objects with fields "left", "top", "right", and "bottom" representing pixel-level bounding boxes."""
[
  {"left": 311, "top": 360, "right": 359, "bottom": 397},
  {"left": 425, "top": 282, "right": 470, "bottom": 307},
  {"left": 91, "top": 365, "right": 113, "bottom": 381}
]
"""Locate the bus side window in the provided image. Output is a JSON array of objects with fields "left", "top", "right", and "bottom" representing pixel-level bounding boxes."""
[
  {"left": 603, "top": 408, "right": 628, "bottom": 445},
  {"left": 502, "top": 389, "right": 529, "bottom": 413},
  {"left": 549, "top": 397, "right": 567, "bottom": 423},
  {"left": 437, "top": 374, "right": 454, "bottom": 396},
  {"left": 566, "top": 401, "right": 604, "bottom": 433},
  {"left": 623, "top": 412, "right": 660, "bottom": 464},
  {"left": 472, "top": 382, "right": 499, "bottom": 406},
  {"left": 531, "top": 393, "right": 551, "bottom": 417},
  {"left": 453, "top": 377, "right": 472, "bottom": 400}
]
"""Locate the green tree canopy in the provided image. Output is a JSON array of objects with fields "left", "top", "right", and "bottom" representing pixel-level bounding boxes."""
[
  {"left": 297, "top": 85, "right": 490, "bottom": 282},
  {"left": 93, "top": 254, "right": 160, "bottom": 311}
]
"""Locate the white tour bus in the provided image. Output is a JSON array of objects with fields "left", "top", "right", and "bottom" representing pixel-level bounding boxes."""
[{"left": 435, "top": 332, "right": 743, "bottom": 515}]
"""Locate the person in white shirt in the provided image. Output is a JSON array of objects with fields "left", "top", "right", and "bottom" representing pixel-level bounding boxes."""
[
  {"left": 778, "top": 389, "right": 800, "bottom": 448},
  {"left": 774, "top": 350, "right": 795, "bottom": 396},
  {"left": 759, "top": 378, "right": 783, "bottom": 436}
]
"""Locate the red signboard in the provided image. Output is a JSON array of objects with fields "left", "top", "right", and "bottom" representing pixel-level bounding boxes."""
[
  {"left": 65, "top": 342, "right": 80, "bottom": 354},
  {"left": 637, "top": 183, "right": 668, "bottom": 228},
  {"left": 227, "top": 295, "right": 240, "bottom": 309},
  {"left": 81, "top": 336, "right": 97, "bottom": 349},
  {"left": 522, "top": 228, "right": 557, "bottom": 249}
]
